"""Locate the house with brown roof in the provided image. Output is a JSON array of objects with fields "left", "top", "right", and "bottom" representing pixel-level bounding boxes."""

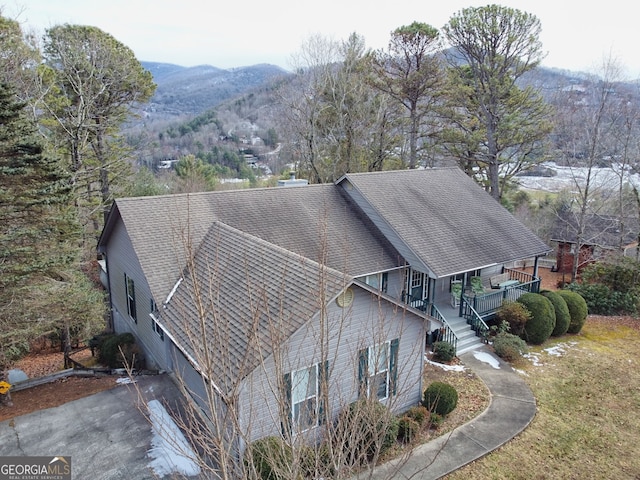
[
  {"left": 550, "top": 211, "right": 639, "bottom": 275},
  {"left": 97, "top": 167, "right": 550, "bottom": 446}
]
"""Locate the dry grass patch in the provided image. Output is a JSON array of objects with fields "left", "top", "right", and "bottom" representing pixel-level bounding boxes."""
[{"left": 446, "top": 315, "right": 640, "bottom": 479}]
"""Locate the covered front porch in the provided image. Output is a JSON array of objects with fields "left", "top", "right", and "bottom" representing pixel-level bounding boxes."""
[{"left": 412, "top": 268, "right": 541, "bottom": 355}]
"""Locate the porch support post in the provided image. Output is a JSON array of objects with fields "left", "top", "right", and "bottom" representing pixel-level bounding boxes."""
[
  {"left": 458, "top": 272, "right": 468, "bottom": 317},
  {"left": 533, "top": 256, "right": 540, "bottom": 278}
]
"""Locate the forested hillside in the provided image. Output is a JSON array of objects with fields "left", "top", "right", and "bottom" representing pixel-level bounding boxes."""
[{"left": 141, "top": 61, "right": 289, "bottom": 116}]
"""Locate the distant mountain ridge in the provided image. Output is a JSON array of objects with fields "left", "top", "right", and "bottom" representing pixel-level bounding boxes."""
[{"left": 141, "top": 61, "right": 290, "bottom": 115}]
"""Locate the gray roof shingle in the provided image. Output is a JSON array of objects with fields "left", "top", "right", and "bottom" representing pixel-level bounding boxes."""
[
  {"left": 162, "top": 221, "right": 349, "bottom": 391},
  {"left": 106, "top": 184, "right": 400, "bottom": 304},
  {"left": 340, "top": 168, "right": 551, "bottom": 277}
]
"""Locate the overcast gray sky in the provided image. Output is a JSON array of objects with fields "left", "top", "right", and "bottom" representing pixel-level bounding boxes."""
[{"left": 4, "top": 0, "right": 639, "bottom": 78}]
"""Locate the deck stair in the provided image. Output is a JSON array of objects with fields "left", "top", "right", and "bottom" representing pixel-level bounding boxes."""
[{"left": 443, "top": 314, "right": 485, "bottom": 355}]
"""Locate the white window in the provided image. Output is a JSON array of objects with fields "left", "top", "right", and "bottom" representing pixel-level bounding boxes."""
[
  {"left": 359, "top": 338, "right": 399, "bottom": 401},
  {"left": 291, "top": 365, "right": 318, "bottom": 430},
  {"left": 410, "top": 270, "right": 422, "bottom": 289},
  {"left": 150, "top": 313, "right": 164, "bottom": 341},
  {"left": 364, "top": 272, "right": 388, "bottom": 293},
  {"left": 284, "top": 361, "right": 329, "bottom": 434},
  {"left": 369, "top": 342, "right": 390, "bottom": 399},
  {"left": 365, "top": 274, "right": 380, "bottom": 289}
]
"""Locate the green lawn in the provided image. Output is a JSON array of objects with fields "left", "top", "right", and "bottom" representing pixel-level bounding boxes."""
[{"left": 446, "top": 316, "right": 640, "bottom": 479}]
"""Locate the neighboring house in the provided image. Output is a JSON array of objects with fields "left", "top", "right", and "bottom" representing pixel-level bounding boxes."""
[
  {"left": 550, "top": 211, "right": 640, "bottom": 274},
  {"left": 97, "top": 167, "right": 550, "bottom": 447}
]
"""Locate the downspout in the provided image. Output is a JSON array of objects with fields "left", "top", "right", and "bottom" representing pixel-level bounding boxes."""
[{"left": 98, "top": 249, "right": 115, "bottom": 333}]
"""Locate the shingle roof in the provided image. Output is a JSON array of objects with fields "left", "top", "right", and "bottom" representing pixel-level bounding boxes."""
[
  {"left": 340, "top": 168, "right": 552, "bottom": 278},
  {"left": 105, "top": 184, "right": 400, "bottom": 304},
  {"left": 162, "top": 221, "right": 349, "bottom": 392}
]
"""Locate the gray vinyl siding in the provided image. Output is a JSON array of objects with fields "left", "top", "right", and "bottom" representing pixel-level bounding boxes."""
[
  {"left": 238, "top": 284, "right": 426, "bottom": 443},
  {"left": 104, "top": 219, "right": 168, "bottom": 370},
  {"left": 385, "top": 268, "right": 405, "bottom": 300},
  {"left": 339, "top": 180, "right": 432, "bottom": 276},
  {"left": 172, "top": 344, "right": 209, "bottom": 411}
]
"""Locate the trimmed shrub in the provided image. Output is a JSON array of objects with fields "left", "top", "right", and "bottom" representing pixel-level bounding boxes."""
[
  {"left": 335, "top": 400, "right": 399, "bottom": 464},
  {"left": 404, "top": 405, "right": 429, "bottom": 426},
  {"left": 557, "top": 290, "right": 588, "bottom": 334},
  {"left": 492, "top": 332, "right": 528, "bottom": 361},
  {"left": 98, "top": 332, "right": 136, "bottom": 368},
  {"left": 397, "top": 416, "right": 420, "bottom": 443},
  {"left": 516, "top": 293, "right": 556, "bottom": 345},
  {"left": 422, "top": 381, "right": 458, "bottom": 416},
  {"left": 429, "top": 413, "right": 444, "bottom": 428},
  {"left": 246, "top": 436, "right": 292, "bottom": 480},
  {"left": 567, "top": 282, "right": 637, "bottom": 316},
  {"left": 494, "top": 301, "right": 531, "bottom": 336},
  {"left": 432, "top": 341, "right": 456, "bottom": 363},
  {"left": 541, "top": 290, "right": 571, "bottom": 336}
]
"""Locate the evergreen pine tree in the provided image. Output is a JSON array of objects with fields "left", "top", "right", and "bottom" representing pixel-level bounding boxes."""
[{"left": 0, "top": 82, "right": 104, "bottom": 364}]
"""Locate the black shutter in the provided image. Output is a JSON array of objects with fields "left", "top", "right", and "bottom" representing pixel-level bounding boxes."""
[
  {"left": 358, "top": 348, "right": 368, "bottom": 398},
  {"left": 318, "top": 360, "right": 329, "bottom": 425},
  {"left": 389, "top": 338, "right": 399, "bottom": 396},
  {"left": 281, "top": 372, "right": 292, "bottom": 437}
]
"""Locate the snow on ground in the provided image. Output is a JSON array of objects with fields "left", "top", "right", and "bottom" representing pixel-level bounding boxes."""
[
  {"left": 425, "top": 355, "right": 466, "bottom": 372},
  {"left": 147, "top": 399, "right": 201, "bottom": 478},
  {"left": 522, "top": 341, "right": 579, "bottom": 369},
  {"left": 116, "top": 377, "right": 135, "bottom": 385},
  {"left": 472, "top": 351, "right": 501, "bottom": 369},
  {"left": 523, "top": 352, "right": 543, "bottom": 367}
]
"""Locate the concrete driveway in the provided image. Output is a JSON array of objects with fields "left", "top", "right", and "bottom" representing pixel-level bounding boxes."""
[{"left": 0, "top": 374, "right": 189, "bottom": 480}]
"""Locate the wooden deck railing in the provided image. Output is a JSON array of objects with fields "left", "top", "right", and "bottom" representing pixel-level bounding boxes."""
[{"left": 504, "top": 267, "right": 540, "bottom": 291}]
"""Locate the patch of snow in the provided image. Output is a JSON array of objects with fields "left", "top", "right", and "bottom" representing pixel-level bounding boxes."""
[
  {"left": 523, "top": 352, "right": 543, "bottom": 366},
  {"left": 147, "top": 399, "right": 201, "bottom": 477},
  {"left": 116, "top": 377, "right": 135, "bottom": 385},
  {"left": 472, "top": 351, "right": 501, "bottom": 369},
  {"left": 513, "top": 368, "right": 529, "bottom": 376},
  {"left": 425, "top": 356, "right": 466, "bottom": 372},
  {"left": 7, "top": 369, "right": 28, "bottom": 384},
  {"left": 544, "top": 345, "right": 565, "bottom": 356}
]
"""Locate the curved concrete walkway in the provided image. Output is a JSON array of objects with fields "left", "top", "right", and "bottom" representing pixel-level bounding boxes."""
[{"left": 371, "top": 345, "right": 537, "bottom": 479}]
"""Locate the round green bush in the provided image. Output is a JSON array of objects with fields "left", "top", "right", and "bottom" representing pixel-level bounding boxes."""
[
  {"left": 397, "top": 416, "right": 420, "bottom": 443},
  {"left": 246, "top": 436, "right": 292, "bottom": 480},
  {"left": 422, "top": 381, "right": 458, "bottom": 416},
  {"left": 516, "top": 293, "right": 556, "bottom": 345},
  {"left": 494, "top": 301, "right": 531, "bottom": 336},
  {"left": 541, "top": 290, "right": 571, "bottom": 336},
  {"left": 432, "top": 341, "right": 456, "bottom": 362},
  {"left": 492, "top": 332, "right": 528, "bottom": 361},
  {"left": 557, "top": 290, "right": 588, "bottom": 334},
  {"left": 404, "top": 405, "right": 429, "bottom": 426}
]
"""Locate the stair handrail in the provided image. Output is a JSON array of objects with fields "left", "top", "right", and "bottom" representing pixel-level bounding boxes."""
[
  {"left": 429, "top": 303, "right": 459, "bottom": 355},
  {"left": 461, "top": 297, "right": 490, "bottom": 342}
]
